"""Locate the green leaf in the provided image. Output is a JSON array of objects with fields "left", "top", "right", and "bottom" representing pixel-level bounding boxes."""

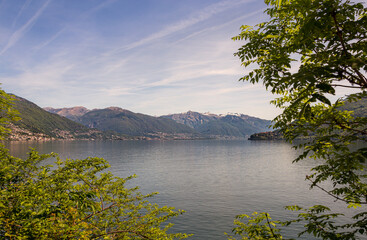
[
  {"left": 312, "top": 93, "right": 331, "bottom": 106},
  {"left": 316, "top": 83, "right": 335, "bottom": 95}
]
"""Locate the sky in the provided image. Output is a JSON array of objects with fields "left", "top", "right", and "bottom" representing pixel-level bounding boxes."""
[{"left": 0, "top": 0, "right": 290, "bottom": 119}]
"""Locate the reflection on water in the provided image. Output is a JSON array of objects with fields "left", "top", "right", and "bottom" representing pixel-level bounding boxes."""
[{"left": 4, "top": 140, "right": 361, "bottom": 239}]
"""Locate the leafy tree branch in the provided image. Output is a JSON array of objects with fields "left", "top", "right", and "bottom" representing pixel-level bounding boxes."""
[{"left": 232, "top": 0, "right": 367, "bottom": 239}]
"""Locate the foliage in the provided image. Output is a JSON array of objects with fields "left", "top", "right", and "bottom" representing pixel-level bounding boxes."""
[
  {"left": 0, "top": 148, "right": 189, "bottom": 239},
  {"left": 0, "top": 90, "right": 20, "bottom": 139},
  {"left": 233, "top": 0, "right": 367, "bottom": 239},
  {"left": 283, "top": 205, "right": 359, "bottom": 239},
  {"left": 0, "top": 90, "right": 188, "bottom": 239},
  {"left": 340, "top": 97, "right": 367, "bottom": 117},
  {"left": 226, "top": 212, "right": 283, "bottom": 240}
]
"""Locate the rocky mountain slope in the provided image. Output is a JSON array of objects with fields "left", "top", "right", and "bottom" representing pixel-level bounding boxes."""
[
  {"left": 44, "top": 106, "right": 90, "bottom": 122},
  {"left": 162, "top": 111, "right": 272, "bottom": 137}
]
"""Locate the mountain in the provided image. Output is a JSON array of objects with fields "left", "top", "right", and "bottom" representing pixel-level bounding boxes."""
[
  {"left": 162, "top": 111, "right": 272, "bottom": 137},
  {"left": 164, "top": 111, "right": 216, "bottom": 128},
  {"left": 9, "top": 96, "right": 123, "bottom": 141},
  {"left": 45, "top": 106, "right": 200, "bottom": 138},
  {"left": 44, "top": 106, "right": 90, "bottom": 122}
]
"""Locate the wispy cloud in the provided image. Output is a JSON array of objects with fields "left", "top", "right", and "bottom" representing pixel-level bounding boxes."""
[
  {"left": 100, "top": 87, "right": 135, "bottom": 97},
  {"left": 31, "top": 0, "right": 118, "bottom": 53},
  {"left": 0, "top": 0, "right": 50, "bottom": 56},
  {"left": 202, "top": 84, "right": 260, "bottom": 96},
  {"left": 170, "top": 8, "right": 265, "bottom": 47},
  {"left": 145, "top": 65, "right": 244, "bottom": 89},
  {"left": 1, "top": 60, "right": 74, "bottom": 89},
  {"left": 82, "top": 0, "right": 117, "bottom": 17},
  {"left": 0, "top": 0, "right": 281, "bottom": 118},
  {"left": 11, "top": 0, "right": 32, "bottom": 28},
  {"left": 107, "top": 0, "right": 253, "bottom": 55},
  {"left": 32, "top": 27, "right": 65, "bottom": 52}
]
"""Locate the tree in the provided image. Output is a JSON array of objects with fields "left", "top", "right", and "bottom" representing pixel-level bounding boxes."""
[
  {"left": 0, "top": 88, "right": 20, "bottom": 139},
  {"left": 232, "top": 0, "right": 367, "bottom": 239},
  {"left": 0, "top": 89, "right": 189, "bottom": 239}
]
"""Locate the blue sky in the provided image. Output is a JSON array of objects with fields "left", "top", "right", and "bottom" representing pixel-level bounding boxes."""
[{"left": 1, "top": 0, "right": 283, "bottom": 119}]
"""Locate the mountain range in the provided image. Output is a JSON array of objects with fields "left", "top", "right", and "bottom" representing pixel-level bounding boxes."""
[
  {"left": 7, "top": 93, "right": 366, "bottom": 141},
  {"left": 7, "top": 94, "right": 272, "bottom": 140},
  {"left": 45, "top": 106, "right": 272, "bottom": 139},
  {"left": 162, "top": 111, "right": 271, "bottom": 137}
]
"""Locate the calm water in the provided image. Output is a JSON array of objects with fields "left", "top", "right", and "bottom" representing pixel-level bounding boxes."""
[{"left": 5, "top": 140, "right": 362, "bottom": 239}]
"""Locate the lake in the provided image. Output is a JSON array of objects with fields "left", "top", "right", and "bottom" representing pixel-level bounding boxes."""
[{"left": 5, "top": 139, "right": 360, "bottom": 239}]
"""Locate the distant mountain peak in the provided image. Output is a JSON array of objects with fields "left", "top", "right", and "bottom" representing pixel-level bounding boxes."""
[
  {"left": 203, "top": 112, "right": 218, "bottom": 117},
  {"left": 218, "top": 112, "right": 242, "bottom": 117},
  {"left": 106, "top": 106, "right": 125, "bottom": 112},
  {"left": 44, "top": 106, "right": 90, "bottom": 116},
  {"left": 43, "top": 106, "right": 91, "bottom": 122},
  {"left": 185, "top": 110, "right": 199, "bottom": 114}
]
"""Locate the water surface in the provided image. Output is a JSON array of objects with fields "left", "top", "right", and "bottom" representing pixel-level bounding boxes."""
[{"left": 6, "top": 140, "right": 359, "bottom": 239}]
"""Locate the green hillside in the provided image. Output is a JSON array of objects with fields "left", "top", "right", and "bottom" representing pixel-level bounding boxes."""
[
  {"left": 9, "top": 95, "right": 118, "bottom": 140},
  {"left": 13, "top": 96, "right": 86, "bottom": 135}
]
